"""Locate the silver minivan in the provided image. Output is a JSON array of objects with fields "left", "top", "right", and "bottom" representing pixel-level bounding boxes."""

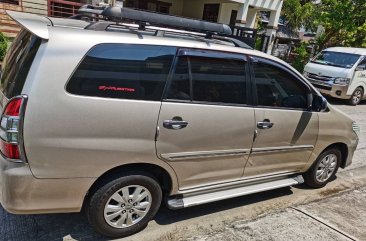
[{"left": 0, "top": 7, "right": 360, "bottom": 238}]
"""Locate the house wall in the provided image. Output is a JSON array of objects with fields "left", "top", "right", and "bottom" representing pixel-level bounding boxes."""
[
  {"left": 230, "top": 0, "right": 281, "bottom": 11},
  {"left": 182, "top": 0, "right": 220, "bottom": 21},
  {"left": 218, "top": 2, "right": 239, "bottom": 24},
  {"left": 23, "top": 0, "right": 47, "bottom": 15},
  {"left": 0, "top": 3, "right": 22, "bottom": 38},
  {"left": 162, "top": 0, "right": 183, "bottom": 15},
  {"left": 180, "top": 0, "right": 240, "bottom": 24}
]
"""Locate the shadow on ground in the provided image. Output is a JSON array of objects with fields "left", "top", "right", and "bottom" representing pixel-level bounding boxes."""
[
  {"left": 1, "top": 187, "right": 293, "bottom": 241},
  {"left": 326, "top": 96, "right": 365, "bottom": 106}
]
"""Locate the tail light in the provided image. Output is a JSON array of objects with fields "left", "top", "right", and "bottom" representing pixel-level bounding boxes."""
[{"left": 0, "top": 95, "right": 27, "bottom": 161}]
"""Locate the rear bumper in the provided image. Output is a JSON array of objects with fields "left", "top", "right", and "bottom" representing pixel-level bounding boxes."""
[{"left": 0, "top": 156, "right": 95, "bottom": 214}]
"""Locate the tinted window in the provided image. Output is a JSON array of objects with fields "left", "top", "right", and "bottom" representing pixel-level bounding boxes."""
[
  {"left": 66, "top": 44, "right": 176, "bottom": 101},
  {"left": 0, "top": 29, "right": 42, "bottom": 99},
  {"left": 167, "top": 57, "right": 191, "bottom": 100},
  {"left": 311, "top": 51, "right": 361, "bottom": 69},
  {"left": 253, "top": 62, "right": 308, "bottom": 109},
  {"left": 167, "top": 56, "right": 247, "bottom": 105}
]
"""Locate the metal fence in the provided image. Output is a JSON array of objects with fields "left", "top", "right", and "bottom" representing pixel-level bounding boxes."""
[{"left": 229, "top": 25, "right": 258, "bottom": 49}]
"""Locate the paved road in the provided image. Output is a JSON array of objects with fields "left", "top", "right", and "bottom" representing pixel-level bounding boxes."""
[{"left": 1, "top": 99, "right": 365, "bottom": 241}]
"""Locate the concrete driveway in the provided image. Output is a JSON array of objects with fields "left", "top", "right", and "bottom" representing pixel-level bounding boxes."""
[{"left": 1, "top": 99, "right": 366, "bottom": 241}]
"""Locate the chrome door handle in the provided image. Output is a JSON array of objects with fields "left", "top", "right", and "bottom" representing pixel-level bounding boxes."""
[
  {"left": 163, "top": 118, "right": 188, "bottom": 130},
  {"left": 257, "top": 119, "right": 274, "bottom": 129}
]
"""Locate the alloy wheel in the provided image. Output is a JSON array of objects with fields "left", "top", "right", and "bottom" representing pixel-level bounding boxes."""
[
  {"left": 104, "top": 185, "right": 152, "bottom": 229},
  {"left": 315, "top": 154, "right": 337, "bottom": 183}
]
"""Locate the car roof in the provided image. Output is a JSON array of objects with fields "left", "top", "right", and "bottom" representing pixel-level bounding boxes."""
[{"left": 324, "top": 47, "right": 366, "bottom": 55}]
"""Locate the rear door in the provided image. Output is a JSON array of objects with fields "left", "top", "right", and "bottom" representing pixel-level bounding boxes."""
[
  {"left": 244, "top": 57, "right": 319, "bottom": 178},
  {"left": 156, "top": 49, "right": 255, "bottom": 190}
]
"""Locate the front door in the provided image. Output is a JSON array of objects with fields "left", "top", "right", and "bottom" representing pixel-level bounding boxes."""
[
  {"left": 156, "top": 50, "right": 255, "bottom": 190},
  {"left": 244, "top": 58, "right": 319, "bottom": 178}
]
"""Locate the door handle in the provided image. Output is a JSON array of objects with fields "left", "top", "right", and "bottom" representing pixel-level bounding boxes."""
[
  {"left": 163, "top": 117, "right": 188, "bottom": 130},
  {"left": 257, "top": 119, "right": 274, "bottom": 129}
]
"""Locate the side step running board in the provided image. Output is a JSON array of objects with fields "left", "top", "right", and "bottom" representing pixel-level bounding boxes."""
[{"left": 167, "top": 175, "right": 304, "bottom": 210}]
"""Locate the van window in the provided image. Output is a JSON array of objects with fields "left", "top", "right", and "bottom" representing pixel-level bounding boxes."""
[
  {"left": 166, "top": 56, "right": 247, "bottom": 105},
  {"left": 66, "top": 44, "right": 176, "bottom": 101},
  {"left": 253, "top": 62, "right": 308, "bottom": 109},
  {"left": 0, "top": 29, "right": 42, "bottom": 99},
  {"left": 311, "top": 51, "right": 361, "bottom": 69}
]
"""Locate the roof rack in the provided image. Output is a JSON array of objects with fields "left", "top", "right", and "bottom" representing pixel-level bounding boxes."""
[
  {"left": 73, "top": 5, "right": 252, "bottom": 49},
  {"left": 76, "top": 5, "right": 232, "bottom": 36}
]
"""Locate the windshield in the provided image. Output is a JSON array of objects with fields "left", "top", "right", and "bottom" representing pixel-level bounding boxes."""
[
  {"left": 0, "top": 29, "right": 42, "bottom": 99},
  {"left": 311, "top": 51, "right": 361, "bottom": 69}
]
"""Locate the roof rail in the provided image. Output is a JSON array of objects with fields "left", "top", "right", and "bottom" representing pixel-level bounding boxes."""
[{"left": 77, "top": 5, "right": 232, "bottom": 36}]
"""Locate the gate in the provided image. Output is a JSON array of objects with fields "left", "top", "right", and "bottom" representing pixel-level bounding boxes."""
[{"left": 229, "top": 25, "right": 257, "bottom": 48}]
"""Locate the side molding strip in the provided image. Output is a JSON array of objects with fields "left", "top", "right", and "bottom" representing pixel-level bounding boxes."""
[
  {"left": 251, "top": 145, "right": 314, "bottom": 155},
  {"left": 161, "top": 149, "right": 250, "bottom": 161}
]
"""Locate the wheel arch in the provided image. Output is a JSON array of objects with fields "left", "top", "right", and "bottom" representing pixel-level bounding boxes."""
[
  {"left": 83, "top": 162, "right": 177, "bottom": 209},
  {"left": 320, "top": 142, "right": 348, "bottom": 169}
]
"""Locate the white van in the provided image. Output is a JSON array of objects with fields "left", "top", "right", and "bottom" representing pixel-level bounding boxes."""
[{"left": 304, "top": 47, "right": 366, "bottom": 105}]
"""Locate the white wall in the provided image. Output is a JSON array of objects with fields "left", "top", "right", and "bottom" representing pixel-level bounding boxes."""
[
  {"left": 22, "top": 0, "right": 47, "bottom": 15},
  {"left": 182, "top": 0, "right": 221, "bottom": 21},
  {"left": 230, "top": 0, "right": 282, "bottom": 11},
  {"left": 218, "top": 2, "right": 239, "bottom": 24},
  {"left": 161, "top": 0, "right": 184, "bottom": 15}
]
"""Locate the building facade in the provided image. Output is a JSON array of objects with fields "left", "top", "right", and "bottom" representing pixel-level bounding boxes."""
[{"left": 0, "top": 0, "right": 283, "bottom": 52}]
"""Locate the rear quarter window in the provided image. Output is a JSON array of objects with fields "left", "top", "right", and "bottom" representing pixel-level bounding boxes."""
[
  {"left": 0, "top": 29, "right": 42, "bottom": 99},
  {"left": 66, "top": 44, "right": 176, "bottom": 101}
]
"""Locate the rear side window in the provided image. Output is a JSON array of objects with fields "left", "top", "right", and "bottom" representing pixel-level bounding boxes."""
[
  {"left": 66, "top": 44, "right": 176, "bottom": 101},
  {"left": 167, "top": 56, "right": 247, "bottom": 105},
  {"left": 253, "top": 61, "right": 308, "bottom": 109},
  {"left": 0, "top": 29, "right": 42, "bottom": 99}
]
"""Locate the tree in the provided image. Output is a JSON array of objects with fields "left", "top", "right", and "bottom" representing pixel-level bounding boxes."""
[
  {"left": 281, "top": 0, "right": 315, "bottom": 32},
  {"left": 312, "top": 0, "right": 366, "bottom": 49},
  {"left": 0, "top": 32, "right": 8, "bottom": 62}
]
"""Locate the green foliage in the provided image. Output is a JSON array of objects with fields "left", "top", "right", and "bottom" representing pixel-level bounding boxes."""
[
  {"left": 255, "top": 37, "right": 262, "bottom": 51},
  {"left": 0, "top": 32, "right": 8, "bottom": 61},
  {"left": 281, "top": 0, "right": 366, "bottom": 49},
  {"left": 281, "top": 0, "right": 316, "bottom": 32},
  {"left": 292, "top": 43, "right": 309, "bottom": 73},
  {"left": 313, "top": 0, "right": 366, "bottom": 49}
]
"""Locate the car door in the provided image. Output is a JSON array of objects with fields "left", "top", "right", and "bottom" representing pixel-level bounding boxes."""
[
  {"left": 156, "top": 49, "right": 255, "bottom": 190},
  {"left": 243, "top": 57, "right": 319, "bottom": 178},
  {"left": 350, "top": 57, "right": 366, "bottom": 96}
]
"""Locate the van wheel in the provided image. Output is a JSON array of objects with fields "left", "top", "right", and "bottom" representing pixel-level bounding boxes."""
[
  {"left": 348, "top": 87, "right": 363, "bottom": 106},
  {"left": 86, "top": 173, "right": 162, "bottom": 238},
  {"left": 303, "top": 148, "right": 341, "bottom": 188}
]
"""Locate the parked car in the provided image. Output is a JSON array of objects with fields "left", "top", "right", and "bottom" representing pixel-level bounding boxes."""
[
  {"left": 304, "top": 47, "right": 366, "bottom": 105},
  {"left": 0, "top": 6, "right": 360, "bottom": 238}
]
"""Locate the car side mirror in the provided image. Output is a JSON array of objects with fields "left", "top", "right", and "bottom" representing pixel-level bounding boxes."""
[
  {"left": 356, "top": 64, "right": 366, "bottom": 71},
  {"left": 312, "top": 95, "right": 328, "bottom": 112}
]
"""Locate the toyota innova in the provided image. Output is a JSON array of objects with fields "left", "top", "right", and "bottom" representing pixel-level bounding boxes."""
[{"left": 0, "top": 6, "right": 360, "bottom": 238}]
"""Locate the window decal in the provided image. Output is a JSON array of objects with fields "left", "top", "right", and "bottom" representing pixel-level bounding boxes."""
[{"left": 98, "top": 86, "right": 136, "bottom": 92}]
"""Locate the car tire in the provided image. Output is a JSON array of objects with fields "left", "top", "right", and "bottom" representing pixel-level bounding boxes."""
[
  {"left": 86, "top": 173, "right": 162, "bottom": 238},
  {"left": 303, "top": 148, "right": 341, "bottom": 188},
  {"left": 348, "top": 87, "right": 363, "bottom": 106}
]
